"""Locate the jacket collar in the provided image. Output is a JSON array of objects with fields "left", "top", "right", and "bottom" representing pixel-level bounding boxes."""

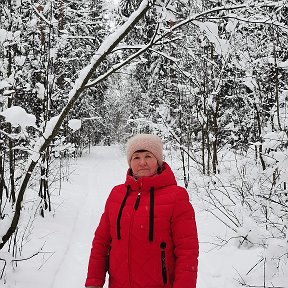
[{"left": 125, "top": 162, "right": 177, "bottom": 192}]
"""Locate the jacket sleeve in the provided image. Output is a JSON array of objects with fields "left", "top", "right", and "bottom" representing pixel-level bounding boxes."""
[
  {"left": 171, "top": 187, "right": 199, "bottom": 288},
  {"left": 85, "top": 195, "right": 112, "bottom": 287}
]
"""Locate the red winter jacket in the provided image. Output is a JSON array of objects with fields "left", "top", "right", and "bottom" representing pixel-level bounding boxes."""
[{"left": 85, "top": 162, "right": 198, "bottom": 288}]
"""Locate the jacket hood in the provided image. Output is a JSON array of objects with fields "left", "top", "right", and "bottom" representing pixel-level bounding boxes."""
[{"left": 125, "top": 162, "right": 177, "bottom": 192}]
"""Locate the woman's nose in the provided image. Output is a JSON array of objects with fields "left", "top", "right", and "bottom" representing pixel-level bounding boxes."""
[{"left": 139, "top": 157, "right": 146, "bottom": 165}]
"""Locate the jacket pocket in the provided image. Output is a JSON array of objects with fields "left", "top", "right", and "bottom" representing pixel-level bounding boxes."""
[{"left": 160, "top": 242, "right": 167, "bottom": 285}]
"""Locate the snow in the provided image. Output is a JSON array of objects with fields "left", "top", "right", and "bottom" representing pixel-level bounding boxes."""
[
  {"left": 0, "top": 106, "right": 36, "bottom": 129},
  {"left": 0, "top": 80, "right": 11, "bottom": 89},
  {"left": 279, "top": 59, "right": 288, "bottom": 69},
  {"left": 1, "top": 146, "right": 126, "bottom": 287},
  {"left": 42, "top": 115, "right": 60, "bottom": 139},
  {"left": 68, "top": 119, "right": 82, "bottom": 132},
  {"left": 194, "top": 21, "right": 230, "bottom": 57},
  {"left": 35, "top": 82, "right": 45, "bottom": 100},
  {"left": 3, "top": 145, "right": 287, "bottom": 288},
  {"left": 14, "top": 55, "right": 26, "bottom": 66},
  {"left": 0, "top": 29, "right": 11, "bottom": 43}
]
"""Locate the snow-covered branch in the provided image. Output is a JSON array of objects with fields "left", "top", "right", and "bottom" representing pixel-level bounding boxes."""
[
  {"left": 0, "top": 0, "right": 153, "bottom": 250},
  {"left": 153, "top": 0, "right": 286, "bottom": 45}
]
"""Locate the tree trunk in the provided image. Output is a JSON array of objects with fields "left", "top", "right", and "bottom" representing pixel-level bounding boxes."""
[{"left": 254, "top": 103, "right": 266, "bottom": 170}]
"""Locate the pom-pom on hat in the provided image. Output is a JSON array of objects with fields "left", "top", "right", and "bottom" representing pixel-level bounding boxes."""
[{"left": 126, "top": 134, "right": 163, "bottom": 166}]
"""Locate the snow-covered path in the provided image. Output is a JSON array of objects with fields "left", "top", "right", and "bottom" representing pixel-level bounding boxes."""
[
  {"left": 51, "top": 147, "right": 126, "bottom": 288},
  {"left": 3, "top": 146, "right": 126, "bottom": 288},
  {"left": 50, "top": 146, "right": 127, "bottom": 288},
  {"left": 3, "top": 145, "right": 260, "bottom": 288}
]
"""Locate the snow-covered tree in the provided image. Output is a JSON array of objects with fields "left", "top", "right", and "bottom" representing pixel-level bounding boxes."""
[{"left": 1, "top": 1, "right": 288, "bottom": 286}]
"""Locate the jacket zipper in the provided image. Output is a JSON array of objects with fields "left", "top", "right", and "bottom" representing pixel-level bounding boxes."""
[
  {"left": 160, "top": 242, "right": 168, "bottom": 285},
  {"left": 134, "top": 179, "right": 142, "bottom": 210},
  {"left": 134, "top": 192, "right": 141, "bottom": 210},
  {"left": 128, "top": 186, "right": 142, "bottom": 287}
]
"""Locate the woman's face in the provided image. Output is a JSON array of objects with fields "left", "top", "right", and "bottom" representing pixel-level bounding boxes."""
[{"left": 130, "top": 151, "right": 159, "bottom": 178}]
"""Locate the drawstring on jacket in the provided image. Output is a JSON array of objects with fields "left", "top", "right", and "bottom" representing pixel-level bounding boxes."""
[
  {"left": 149, "top": 187, "right": 154, "bottom": 242},
  {"left": 117, "top": 185, "right": 130, "bottom": 240},
  {"left": 116, "top": 185, "right": 155, "bottom": 242}
]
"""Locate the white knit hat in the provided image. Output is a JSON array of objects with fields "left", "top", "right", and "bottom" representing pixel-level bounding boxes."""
[{"left": 126, "top": 134, "right": 163, "bottom": 166}]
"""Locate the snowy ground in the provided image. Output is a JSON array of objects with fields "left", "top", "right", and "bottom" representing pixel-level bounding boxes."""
[{"left": 2, "top": 145, "right": 266, "bottom": 287}]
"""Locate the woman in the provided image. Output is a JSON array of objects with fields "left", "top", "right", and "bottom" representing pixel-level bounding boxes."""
[{"left": 85, "top": 134, "right": 199, "bottom": 288}]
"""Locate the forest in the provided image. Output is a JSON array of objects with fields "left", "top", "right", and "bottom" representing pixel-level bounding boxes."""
[{"left": 1, "top": 0, "right": 288, "bottom": 286}]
